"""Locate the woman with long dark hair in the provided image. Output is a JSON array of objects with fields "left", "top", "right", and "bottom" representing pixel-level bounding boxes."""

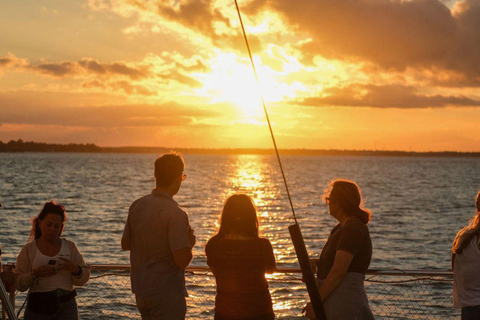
[
  {"left": 305, "top": 179, "right": 374, "bottom": 320},
  {"left": 14, "top": 201, "right": 90, "bottom": 320},
  {"left": 205, "top": 194, "right": 276, "bottom": 320},
  {"left": 452, "top": 191, "right": 480, "bottom": 319}
]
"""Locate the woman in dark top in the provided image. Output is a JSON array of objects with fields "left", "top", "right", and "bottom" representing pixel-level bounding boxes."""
[
  {"left": 205, "top": 194, "right": 276, "bottom": 320},
  {"left": 305, "top": 179, "right": 374, "bottom": 320}
]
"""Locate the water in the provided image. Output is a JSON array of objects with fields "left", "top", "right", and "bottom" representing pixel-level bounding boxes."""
[{"left": 0, "top": 153, "right": 479, "bottom": 317}]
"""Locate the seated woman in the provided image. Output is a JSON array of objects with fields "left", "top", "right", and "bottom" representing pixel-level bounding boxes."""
[
  {"left": 305, "top": 179, "right": 374, "bottom": 320},
  {"left": 14, "top": 201, "right": 90, "bottom": 320},
  {"left": 205, "top": 194, "right": 276, "bottom": 320},
  {"left": 452, "top": 191, "right": 480, "bottom": 320}
]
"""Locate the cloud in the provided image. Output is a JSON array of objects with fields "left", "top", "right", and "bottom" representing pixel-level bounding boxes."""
[
  {"left": 0, "top": 54, "right": 207, "bottom": 89},
  {"left": 81, "top": 80, "right": 157, "bottom": 96},
  {"left": 298, "top": 84, "right": 480, "bottom": 108},
  {"left": 0, "top": 53, "right": 28, "bottom": 69},
  {"left": 249, "top": 0, "right": 480, "bottom": 85},
  {"left": 0, "top": 91, "right": 221, "bottom": 128},
  {"left": 27, "top": 58, "right": 150, "bottom": 79}
]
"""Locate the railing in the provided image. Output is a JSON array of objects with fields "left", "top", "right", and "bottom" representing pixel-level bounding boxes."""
[{"left": 2, "top": 265, "right": 459, "bottom": 320}]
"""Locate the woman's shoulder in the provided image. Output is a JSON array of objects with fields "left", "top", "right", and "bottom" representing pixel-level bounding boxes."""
[
  {"left": 258, "top": 237, "right": 273, "bottom": 245},
  {"left": 345, "top": 217, "right": 368, "bottom": 228},
  {"left": 19, "top": 240, "right": 36, "bottom": 252},
  {"left": 61, "top": 238, "right": 80, "bottom": 251}
]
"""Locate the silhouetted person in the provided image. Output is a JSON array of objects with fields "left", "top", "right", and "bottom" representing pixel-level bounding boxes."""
[
  {"left": 452, "top": 191, "right": 480, "bottom": 319},
  {"left": 15, "top": 201, "right": 90, "bottom": 320},
  {"left": 122, "top": 152, "right": 195, "bottom": 320},
  {"left": 305, "top": 179, "right": 374, "bottom": 320},
  {"left": 205, "top": 194, "right": 276, "bottom": 320}
]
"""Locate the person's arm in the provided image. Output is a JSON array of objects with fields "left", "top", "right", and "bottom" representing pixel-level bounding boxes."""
[
  {"left": 173, "top": 247, "right": 193, "bottom": 269},
  {"left": 451, "top": 252, "right": 455, "bottom": 271},
  {"left": 14, "top": 245, "right": 35, "bottom": 292},
  {"left": 264, "top": 239, "right": 276, "bottom": 274},
  {"left": 319, "top": 249, "right": 354, "bottom": 301},
  {"left": 121, "top": 232, "right": 130, "bottom": 251},
  {"left": 169, "top": 212, "right": 195, "bottom": 269},
  {"left": 67, "top": 241, "right": 90, "bottom": 286},
  {"left": 121, "top": 212, "right": 131, "bottom": 251}
]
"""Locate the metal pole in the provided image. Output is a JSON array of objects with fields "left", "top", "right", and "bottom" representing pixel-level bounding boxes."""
[
  {"left": 233, "top": 1, "right": 327, "bottom": 319},
  {"left": 0, "top": 280, "right": 16, "bottom": 320}
]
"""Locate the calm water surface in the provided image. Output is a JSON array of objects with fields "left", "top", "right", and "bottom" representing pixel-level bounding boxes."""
[{"left": 1, "top": 152, "right": 479, "bottom": 271}]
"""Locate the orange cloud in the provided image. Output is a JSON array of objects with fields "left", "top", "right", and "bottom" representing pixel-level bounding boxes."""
[
  {"left": 249, "top": 0, "right": 480, "bottom": 86},
  {"left": 298, "top": 84, "right": 480, "bottom": 108},
  {"left": 0, "top": 54, "right": 207, "bottom": 89}
]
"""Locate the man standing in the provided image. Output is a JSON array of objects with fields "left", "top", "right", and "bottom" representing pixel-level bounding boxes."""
[{"left": 122, "top": 153, "right": 195, "bottom": 320}]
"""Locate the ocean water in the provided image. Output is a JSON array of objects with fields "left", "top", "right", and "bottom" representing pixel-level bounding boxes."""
[
  {"left": 0, "top": 153, "right": 479, "bottom": 318},
  {"left": 1, "top": 153, "right": 479, "bottom": 269}
]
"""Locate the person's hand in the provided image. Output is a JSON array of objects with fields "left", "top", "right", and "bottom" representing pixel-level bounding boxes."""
[
  {"left": 58, "top": 257, "right": 79, "bottom": 273},
  {"left": 0, "top": 270, "right": 14, "bottom": 285},
  {"left": 189, "top": 228, "right": 196, "bottom": 247},
  {"left": 33, "top": 265, "right": 56, "bottom": 278},
  {"left": 302, "top": 302, "right": 317, "bottom": 320}
]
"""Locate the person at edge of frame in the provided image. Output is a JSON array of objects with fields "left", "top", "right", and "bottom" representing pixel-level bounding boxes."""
[
  {"left": 122, "top": 152, "right": 196, "bottom": 320},
  {"left": 452, "top": 190, "right": 480, "bottom": 320}
]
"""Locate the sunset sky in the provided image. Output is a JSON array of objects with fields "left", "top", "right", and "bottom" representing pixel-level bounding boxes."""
[{"left": 1, "top": 0, "right": 480, "bottom": 151}]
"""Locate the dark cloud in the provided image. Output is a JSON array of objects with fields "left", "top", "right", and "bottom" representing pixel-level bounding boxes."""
[
  {"left": 0, "top": 54, "right": 207, "bottom": 88},
  {"left": 31, "top": 61, "right": 78, "bottom": 77},
  {"left": 298, "top": 84, "right": 480, "bottom": 108},
  {"left": 5, "top": 56, "right": 150, "bottom": 79},
  {"left": 249, "top": 0, "right": 480, "bottom": 85},
  {"left": 125, "top": 0, "right": 262, "bottom": 52},
  {"left": 0, "top": 58, "right": 13, "bottom": 66}
]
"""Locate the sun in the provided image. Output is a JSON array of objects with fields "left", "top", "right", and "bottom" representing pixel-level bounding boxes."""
[{"left": 199, "top": 52, "right": 280, "bottom": 117}]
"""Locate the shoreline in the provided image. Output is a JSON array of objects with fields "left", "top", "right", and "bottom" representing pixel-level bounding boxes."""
[{"left": 1, "top": 140, "right": 480, "bottom": 157}]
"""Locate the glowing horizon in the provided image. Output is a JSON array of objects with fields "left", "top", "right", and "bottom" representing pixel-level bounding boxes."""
[{"left": 1, "top": 0, "right": 480, "bottom": 152}]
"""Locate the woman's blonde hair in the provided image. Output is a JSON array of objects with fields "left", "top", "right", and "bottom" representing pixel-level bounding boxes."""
[
  {"left": 324, "top": 179, "right": 372, "bottom": 224},
  {"left": 452, "top": 191, "right": 480, "bottom": 255}
]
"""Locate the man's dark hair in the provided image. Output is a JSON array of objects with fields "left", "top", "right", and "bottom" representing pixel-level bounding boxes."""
[{"left": 154, "top": 153, "right": 185, "bottom": 187}]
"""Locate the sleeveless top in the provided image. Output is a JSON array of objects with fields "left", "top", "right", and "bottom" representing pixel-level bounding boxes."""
[
  {"left": 453, "top": 235, "right": 480, "bottom": 308},
  {"left": 31, "top": 239, "right": 73, "bottom": 293}
]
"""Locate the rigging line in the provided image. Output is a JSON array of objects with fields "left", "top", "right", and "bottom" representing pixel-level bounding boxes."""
[{"left": 233, "top": 0, "right": 298, "bottom": 225}]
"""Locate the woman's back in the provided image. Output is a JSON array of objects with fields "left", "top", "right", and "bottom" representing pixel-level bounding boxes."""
[{"left": 206, "top": 235, "right": 275, "bottom": 320}]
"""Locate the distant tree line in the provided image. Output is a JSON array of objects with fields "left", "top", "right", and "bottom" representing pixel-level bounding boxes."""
[
  {"left": 1, "top": 139, "right": 479, "bottom": 157},
  {"left": 0, "top": 140, "right": 102, "bottom": 152}
]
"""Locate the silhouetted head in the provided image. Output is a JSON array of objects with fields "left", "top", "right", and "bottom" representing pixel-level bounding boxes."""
[
  {"left": 324, "top": 179, "right": 371, "bottom": 224},
  {"left": 217, "top": 194, "right": 259, "bottom": 238},
  {"left": 30, "top": 201, "right": 67, "bottom": 241},
  {"left": 154, "top": 153, "right": 185, "bottom": 189}
]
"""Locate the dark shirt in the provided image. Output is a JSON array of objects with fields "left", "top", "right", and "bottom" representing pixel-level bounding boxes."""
[
  {"left": 317, "top": 217, "right": 372, "bottom": 280},
  {"left": 205, "top": 235, "right": 276, "bottom": 320}
]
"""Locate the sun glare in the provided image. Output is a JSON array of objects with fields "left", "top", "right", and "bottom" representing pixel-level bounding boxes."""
[{"left": 199, "top": 52, "right": 282, "bottom": 117}]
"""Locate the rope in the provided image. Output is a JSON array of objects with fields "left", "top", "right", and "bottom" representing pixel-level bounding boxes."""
[{"left": 233, "top": 0, "right": 298, "bottom": 224}]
